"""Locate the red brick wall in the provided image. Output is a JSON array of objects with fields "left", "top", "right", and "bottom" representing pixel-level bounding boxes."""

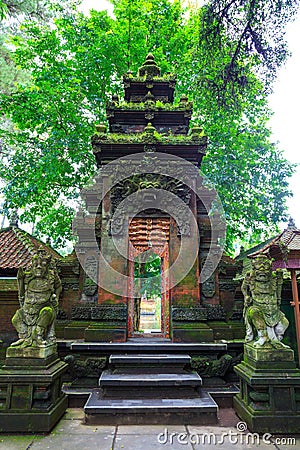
[{"left": 0, "top": 279, "right": 19, "bottom": 338}]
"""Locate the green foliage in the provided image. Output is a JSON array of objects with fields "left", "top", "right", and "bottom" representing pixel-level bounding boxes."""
[
  {"left": 134, "top": 254, "right": 161, "bottom": 298},
  {"left": 0, "top": 0, "right": 297, "bottom": 252},
  {"left": 0, "top": 1, "right": 8, "bottom": 20},
  {"left": 199, "top": 0, "right": 299, "bottom": 101}
]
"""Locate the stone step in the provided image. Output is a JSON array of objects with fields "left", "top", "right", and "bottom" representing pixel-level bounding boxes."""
[
  {"left": 69, "top": 341, "right": 227, "bottom": 356},
  {"left": 101, "top": 386, "right": 200, "bottom": 399},
  {"left": 109, "top": 353, "right": 190, "bottom": 366},
  {"left": 84, "top": 389, "right": 218, "bottom": 425},
  {"left": 99, "top": 370, "right": 202, "bottom": 388}
]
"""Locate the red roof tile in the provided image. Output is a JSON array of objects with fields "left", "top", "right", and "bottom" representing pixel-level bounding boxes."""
[{"left": 0, "top": 226, "right": 62, "bottom": 269}]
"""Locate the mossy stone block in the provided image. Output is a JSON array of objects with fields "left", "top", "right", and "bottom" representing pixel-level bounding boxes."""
[
  {"left": 172, "top": 323, "right": 213, "bottom": 342},
  {"left": 227, "top": 321, "right": 246, "bottom": 339},
  {"left": 206, "top": 322, "right": 234, "bottom": 340},
  {"left": 0, "top": 357, "right": 68, "bottom": 432},
  {"left": 234, "top": 359, "right": 300, "bottom": 433},
  {"left": 84, "top": 326, "right": 126, "bottom": 342}
]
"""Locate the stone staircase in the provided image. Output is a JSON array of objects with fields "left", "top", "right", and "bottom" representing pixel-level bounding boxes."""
[{"left": 84, "top": 354, "right": 218, "bottom": 425}]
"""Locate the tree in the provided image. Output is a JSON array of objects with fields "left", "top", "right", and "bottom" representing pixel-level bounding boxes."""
[
  {"left": 199, "top": 0, "right": 299, "bottom": 100},
  {"left": 0, "top": 1, "right": 71, "bottom": 96},
  {"left": 134, "top": 254, "right": 162, "bottom": 299},
  {"left": 0, "top": 0, "right": 296, "bottom": 252}
]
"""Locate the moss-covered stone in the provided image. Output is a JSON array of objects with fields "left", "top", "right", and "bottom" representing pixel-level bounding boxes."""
[
  {"left": 92, "top": 130, "right": 207, "bottom": 146},
  {"left": 138, "top": 53, "right": 161, "bottom": 77},
  {"left": 172, "top": 323, "right": 214, "bottom": 342},
  {"left": 84, "top": 326, "right": 126, "bottom": 342},
  {"left": 234, "top": 355, "right": 300, "bottom": 433},
  {"left": 0, "top": 357, "right": 68, "bottom": 432},
  {"left": 207, "top": 322, "right": 234, "bottom": 340}
]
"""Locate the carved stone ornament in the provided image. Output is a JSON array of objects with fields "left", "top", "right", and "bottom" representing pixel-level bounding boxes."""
[
  {"left": 172, "top": 307, "right": 207, "bottom": 322},
  {"left": 82, "top": 255, "right": 98, "bottom": 297},
  {"left": 71, "top": 305, "right": 127, "bottom": 321},
  {"left": 202, "top": 273, "right": 216, "bottom": 298},
  {"left": 110, "top": 174, "right": 192, "bottom": 236},
  {"left": 64, "top": 355, "right": 107, "bottom": 379},
  {"left": 191, "top": 354, "right": 233, "bottom": 378}
]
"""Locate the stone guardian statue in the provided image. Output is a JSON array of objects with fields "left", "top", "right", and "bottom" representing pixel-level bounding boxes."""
[
  {"left": 11, "top": 247, "right": 62, "bottom": 347},
  {"left": 241, "top": 254, "right": 289, "bottom": 348}
]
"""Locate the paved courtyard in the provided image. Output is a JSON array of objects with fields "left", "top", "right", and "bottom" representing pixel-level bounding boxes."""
[{"left": 0, "top": 408, "right": 299, "bottom": 450}]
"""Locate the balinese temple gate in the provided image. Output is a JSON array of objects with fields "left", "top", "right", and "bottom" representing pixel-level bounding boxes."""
[
  {"left": 0, "top": 54, "right": 247, "bottom": 427},
  {"left": 74, "top": 54, "right": 232, "bottom": 344}
]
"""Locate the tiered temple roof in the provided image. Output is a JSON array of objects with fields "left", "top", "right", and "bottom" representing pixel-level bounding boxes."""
[{"left": 91, "top": 54, "right": 207, "bottom": 166}]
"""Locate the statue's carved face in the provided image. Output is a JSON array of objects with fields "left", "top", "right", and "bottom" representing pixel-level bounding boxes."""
[
  {"left": 32, "top": 257, "right": 49, "bottom": 278},
  {"left": 252, "top": 257, "right": 272, "bottom": 282}
]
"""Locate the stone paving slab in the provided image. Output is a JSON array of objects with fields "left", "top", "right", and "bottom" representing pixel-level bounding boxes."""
[
  {"left": 189, "top": 430, "right": 298, "bottom": 449},
  {"left": 187, "top": 424, "right": 239, "bottom": 434},
  {"left": 52, "top": 418, "right": 115, "bottom": 435},
  {"left": 0, "top": 435, "right": 37, "bottom": 450},
  {"left": 114, "top": 432, "right": 194, "bottom": 450},
  {"left": 29, "top": 433, "right": 115, "bottom": 450},
  {"left": 270, "top": 435, "right": 300, "bottom": 449},
  {"left": 192, "top": 441, "right": 278, "bottom": 450},
  {"left": 117, "top": 425, "right": 186, "bottom": 435},
  {"left": 0, "top": 409, "right": 299, "bottom": 449},
  {"left": 63, "top": 408, "right": 84, "bottom": 420}
]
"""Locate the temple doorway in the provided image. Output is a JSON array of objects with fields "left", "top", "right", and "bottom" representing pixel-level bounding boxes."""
[
  {"left": 127, "top": 217, "right": 170, "bottom": 338},
  {"left": 134, "top": 253, "right": 162, "bottom": 334}
]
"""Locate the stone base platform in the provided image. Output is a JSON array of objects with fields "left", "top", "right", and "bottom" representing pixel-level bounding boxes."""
[
  {"left": 0, "top": 346, "right": 68, "bottom": 433},
  {"left": 6, "top": 343, "right": 58, "bottom": 359},
  {"left": 233, "top": 343, "right": 300, "bottom": 433}
]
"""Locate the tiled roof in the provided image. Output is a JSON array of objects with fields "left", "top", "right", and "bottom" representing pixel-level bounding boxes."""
[
  {"left": 248, "top": 226, "right": 300, "bottom": 257},
  {"left": 235, "top": 237, "right": 274, "bottom": 261},
  {"left": 0, "top": 226, "right": 62, "bottom": 269}
]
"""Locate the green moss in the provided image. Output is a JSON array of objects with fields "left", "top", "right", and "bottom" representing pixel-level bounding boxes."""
[
  {"left": 123, "top": 74, "right": 176, "bottom": 83},
  {"left": 106, "top": 100, "right": 193, "bottom": 112},
  {"left": 173, "top": 294, "right": 198, "bottom": 306},
  {"left": 101, "top": 298, "right": 124, "bottom": 305},
  {"left": 173, "top": 322, "right": 210, "bottom": 329},
  {"left": 176, "top": 268, "right": 198, "bottom": 288},
  {"left": 173, "top": 327, "right": 214, "bottom": 342},
  {"left": 92, "top": 130, "right": 206, "bottom": 146}
]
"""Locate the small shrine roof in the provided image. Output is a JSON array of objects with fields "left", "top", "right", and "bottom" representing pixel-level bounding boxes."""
[
  {"left": 0, "top": 226, "right": 62, "bottom": 270},
  {"left": 235, "top": 238, "right": 274, "bottom": 261},
  {"left": 244, "top": 219, "right": 300, "bottom": 269},
  {"left": 248, "top": 227, "right": 300, "bottom": 257}
]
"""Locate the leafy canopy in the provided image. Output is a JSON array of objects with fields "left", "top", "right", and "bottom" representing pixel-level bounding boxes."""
[{"left": 0, "top": 0, "right": 297, "bottom": 253}]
